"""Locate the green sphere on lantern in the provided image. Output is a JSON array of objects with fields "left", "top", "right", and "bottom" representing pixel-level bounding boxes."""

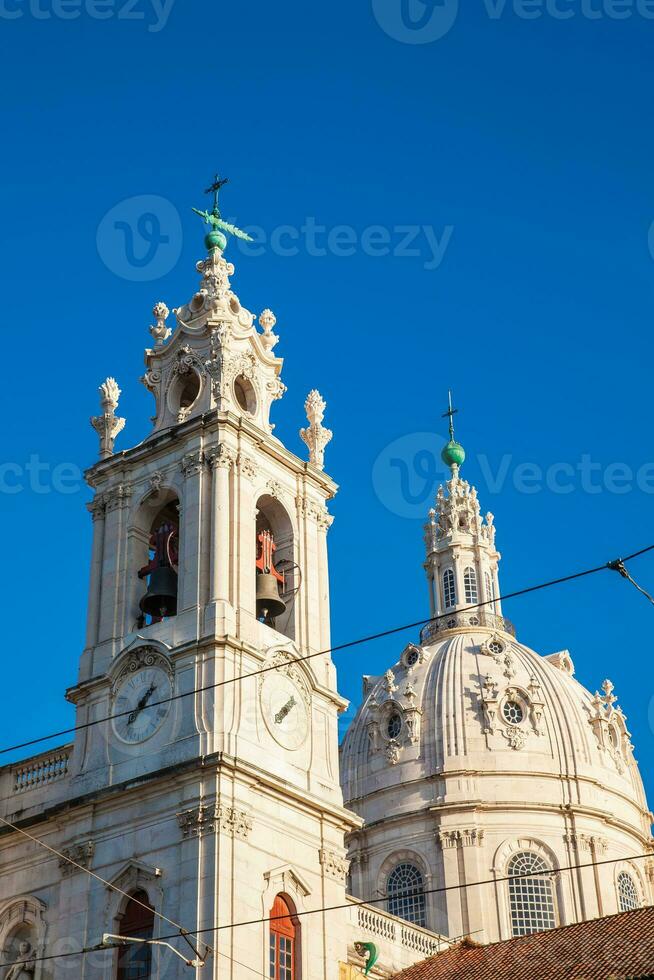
[
  {"left": 205, "top": 228, "right": 227, "bottom": 253},
  {"left": 441, "top": 439, "right": 466, "bottom": 469}
]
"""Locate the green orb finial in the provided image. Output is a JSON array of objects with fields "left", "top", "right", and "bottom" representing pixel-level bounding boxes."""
[
  {"left": 441, "top": 439, "right": 466, "bottom": 469},
  {"left": 441, "top": 390, "right": 465, "bottom": 472}
]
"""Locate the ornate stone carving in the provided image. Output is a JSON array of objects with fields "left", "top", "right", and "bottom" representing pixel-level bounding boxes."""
[
  {"left": 177, "top": 803, "right": 252, "bottom": 840},
  {"left": 546, "top": 650, "right": 575, "bottom": 676},
  {"left": 267, "top": 479, "right": 283, "bottom": 499},
  {"left": 385, "top": 740, "right": 401, "bottom": 765},
  {"left": 319, "top": 848, "right": 350, "bottom": 882},
  {"left": 259, "top": 309, "right": 279, "bottom": 352},
  {"left": 207, "top": 444, "right": 237, "bottom": 470},
  {"left": 150, "top": 302, "right": 171, "bottom": 347},
  {"left": 86, "top": 493, "right": 106, "bottom": 521},
  {"left": 104, "top": 483, "right": 133, "bottom": 512},
  {"left": 90, "top": 378, "right": 126, "bottom": 460},
  {"left": 479, "top": 673, "right": 499, "bottom": 734},
  {"left": 259, "top": 649, "right": 311, "bottom": 707},
  {"left": 112, "top": 646, "right": 172, "bottom": 691},
  {"left": 237, "top": 453, "right": 258, "bottom": 480},
  {"left": 439, "top": 829, "right": 485, "bottom": 849},
  {"left": 504, "top": 725, "right": 527, "bottom": 751},
  {"left": 564, "top": 833, "right": 608, "bottom": 854},
  {"left": 181, "top": 450, "right": 205, "bottom": 478},
  {"left": 3, "top": 940, "right": 36, "bottom": 979},
  {"left": 58, "top": 841, "right": 95, "bottom": 876},
  {"left": 383, "top": 670, "right": 397, "bottom": 695},
  {"left": 299, "top": 390, "right": 332, "bottom": 470}
]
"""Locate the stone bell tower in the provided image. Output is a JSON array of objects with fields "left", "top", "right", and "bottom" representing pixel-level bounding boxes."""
[{"left": 62, "top": 178, "right": 359, "bottom": 979}]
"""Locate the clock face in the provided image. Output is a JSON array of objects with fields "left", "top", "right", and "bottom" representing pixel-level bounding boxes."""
[
  {"left": 112, "top": 667, "right": 173, "bottom": 744},
  {"left": 261, "top": 672, "right": 309, "bottom": 751}
]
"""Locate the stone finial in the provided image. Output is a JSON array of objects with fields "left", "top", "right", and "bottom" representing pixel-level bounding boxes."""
[
  {"left": 299, "top": 390, "right": 332, "bottom": 470},
  {"left": 90, "top": 377, "right": 126, "bottom": 460},
  {"left": 259, "top": 308, "right": 279, "bottom": 352},
  {"left": 150, "top": 302, "right": 171, "bottom": 347}
]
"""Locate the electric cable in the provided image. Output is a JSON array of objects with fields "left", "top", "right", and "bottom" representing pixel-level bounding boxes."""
[
  {"left": 1, "top": 543, "right": 652, "bottom": 758},
  {"left": 0, "top": 801, "right": 650, "bottom": 972}
]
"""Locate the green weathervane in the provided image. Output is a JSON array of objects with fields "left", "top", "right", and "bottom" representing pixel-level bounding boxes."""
[
  {"left": 441, "top": 389, "right": 466, "bottom": 472},
  {"left": 192, "top": 174, "right": 253, "bottom": 253}
]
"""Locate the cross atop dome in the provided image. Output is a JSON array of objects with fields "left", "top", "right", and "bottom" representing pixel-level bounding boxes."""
[{"left": 441, "top": 389, "right": 466, "bottom": 476}]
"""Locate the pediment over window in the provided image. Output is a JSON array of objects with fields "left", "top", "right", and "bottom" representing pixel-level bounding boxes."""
[{"left": 263, "top": 865, "right": 311, "bottom": 899}]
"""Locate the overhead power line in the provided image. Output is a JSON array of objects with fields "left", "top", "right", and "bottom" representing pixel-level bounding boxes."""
[
  {"left": 1, "top": 544, "right": 653, "bottom": 759},
  {"left": 0, "top": 805, "right": 650, "bottom": 973}
]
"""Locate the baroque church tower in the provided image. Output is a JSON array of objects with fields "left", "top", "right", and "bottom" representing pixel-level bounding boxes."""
[
  {"left": 0, "top": 182, "right": 448, "bottom": 980},
  {"left": 341, "top": 406, "right": 654, "bottom": 944}
]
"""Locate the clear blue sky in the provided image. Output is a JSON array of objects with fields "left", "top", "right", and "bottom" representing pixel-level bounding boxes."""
[{"left": 1, "top": 1, "right": 654, "bottom": 803}]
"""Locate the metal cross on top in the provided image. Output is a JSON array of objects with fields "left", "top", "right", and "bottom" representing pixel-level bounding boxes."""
[
  {"left": 204, "top": 173, "right": 229, "bottom": 213},
  {"left": 442, "top": 389, "right": 458, "bottom": 441}
]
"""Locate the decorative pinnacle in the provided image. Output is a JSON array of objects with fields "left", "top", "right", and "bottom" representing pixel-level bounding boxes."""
[
  {"left": 441, "top": 389, "right": 466, "bottom": 473},
  {"left": 191, "top": 172, "right": 253, "bottom": 254}
]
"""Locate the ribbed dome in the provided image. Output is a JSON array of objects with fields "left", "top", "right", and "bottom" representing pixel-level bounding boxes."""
[
  {"left": 340, "top": 617, "right": 653, "bottom": 941},
  {"left": 342, "top": 620, "right": 649, "bottom": 823}
]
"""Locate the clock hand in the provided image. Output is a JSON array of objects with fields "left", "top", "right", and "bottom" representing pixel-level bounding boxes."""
[
  {"left": 274, "top": 696, "right": 297, "bottom": 725},
  {"left": 127, "top": 684, "right": 158, "bottom": 726}
]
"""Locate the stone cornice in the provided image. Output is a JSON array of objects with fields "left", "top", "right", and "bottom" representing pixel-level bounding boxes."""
[
  {"left": 0, "top": 751, "right": 361, "bottom": 843},
  {"left": 85, "top": 411, "right": 338, "bottom": 499}
]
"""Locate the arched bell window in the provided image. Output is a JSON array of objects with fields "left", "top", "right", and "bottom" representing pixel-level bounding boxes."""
[
  {"left": 256, "top": 495, "right": 298, "bottom": 640},
  {"left": 442, "top": 569, "right": 457, "bottom": 610},
  {"left": 269, "top": 894, "right": 298, "bottom": 980},
  {"left": 138, "top": 500, "right": 179, "bottom": 625},
  {"left": 464, "top": 566, "right": 478, "bottom": 605},
  {"left": 117, "top": 890, "right": 154, "bottom": 980}
]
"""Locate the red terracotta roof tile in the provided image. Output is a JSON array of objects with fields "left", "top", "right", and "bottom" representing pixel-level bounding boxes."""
[{"left": 392, "top": 906, "right": 654, "bottom": 980}]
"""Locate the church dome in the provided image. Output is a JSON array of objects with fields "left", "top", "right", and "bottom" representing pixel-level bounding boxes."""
[{"left": 341, "top": 425, "right": 654, "bottom": 944}]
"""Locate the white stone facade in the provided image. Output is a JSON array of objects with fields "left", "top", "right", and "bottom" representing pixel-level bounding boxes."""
[
  {"left": 0, "top": 241, "right": 445, "bottom": 980},
  {"left": 340, "top": 471, "right": 654, "bottom": 944}
]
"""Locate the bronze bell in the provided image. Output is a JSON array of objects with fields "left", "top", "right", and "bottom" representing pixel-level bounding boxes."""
[
  {"left": 140, "top": 565, "right": 178, "bottom": 619},
  {"left": 256, "top": 571, "right": 287, "bottom": 621}
]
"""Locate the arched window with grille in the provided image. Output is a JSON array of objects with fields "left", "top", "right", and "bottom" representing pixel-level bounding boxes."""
[
  {"left": 508, "top": 852, "right": 557, "bottom": 937},
  {"left": 269, "top": 894, "right": 298, "bottom": 979},
  {"left": 442, "top": 569, "right": 457, "bottom": 610},
  {"left": 617, "top": 871, "right": 640, "bottom": 912},
  {"left": 117, "top": 891, "right": 154, "bottom": 980},
  {"left": 463, "top": 566, "right": 478, "bottom": 605},
  {"left": 387, "top": 863, "right": 426, "bottom": 927}
]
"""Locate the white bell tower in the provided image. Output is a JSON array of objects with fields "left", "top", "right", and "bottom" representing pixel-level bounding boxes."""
[{"left": 63, "top": 178, "right": 359, "bottom": 979}]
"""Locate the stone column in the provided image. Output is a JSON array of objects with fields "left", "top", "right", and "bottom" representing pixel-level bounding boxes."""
[
  {"left": 316, "top": 506, "right": 333, "bottom": 655},
  {"left": 207, "top": 445, "right": 236, "bottom": 603},
  {"left": 236, "top": 453, "right": 258, "bottom": 629},
  {"left": 97, "top": 484, "right": 133, "bottom": 645},
  {"left": 180, "top": 450, "right": 206, "bottom": 612},
  {"left": 83, "top": 494, "right": 106, "bottom": 675}
]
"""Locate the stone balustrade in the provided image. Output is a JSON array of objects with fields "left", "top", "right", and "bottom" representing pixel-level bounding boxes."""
[
  {"left": 10, "top": 747, "right": 71, "bottom": 793},
  {"left": 420, "top": 608, "right": 515, "bottom": 645}
]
